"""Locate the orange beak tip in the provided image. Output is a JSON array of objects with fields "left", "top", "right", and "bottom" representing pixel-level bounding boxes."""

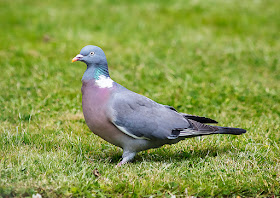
[{"left": 72, "top": 57, "right": 78, "bottom": 63}]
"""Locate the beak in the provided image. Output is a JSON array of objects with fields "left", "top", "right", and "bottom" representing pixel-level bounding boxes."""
[{"left": 72, "top": 54, "right": 84, "bottom": 63}]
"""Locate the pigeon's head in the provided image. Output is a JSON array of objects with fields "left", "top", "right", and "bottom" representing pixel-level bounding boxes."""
[{"left": 72, "top": 45, "right": 107, "bottom": 67}]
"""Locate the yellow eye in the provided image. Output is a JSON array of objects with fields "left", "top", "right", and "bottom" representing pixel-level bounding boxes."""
[{"left": 90, "top": 52, "right": 95, "bottom": 55}]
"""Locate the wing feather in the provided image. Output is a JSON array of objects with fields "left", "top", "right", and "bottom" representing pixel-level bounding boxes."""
[{"left": 108, "top": 89, "right": 190, "bottom": 140}]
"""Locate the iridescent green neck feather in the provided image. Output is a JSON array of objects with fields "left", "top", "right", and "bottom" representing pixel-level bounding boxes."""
[{"left": 82, "top": 63, "right": 110, "bottom": 81}]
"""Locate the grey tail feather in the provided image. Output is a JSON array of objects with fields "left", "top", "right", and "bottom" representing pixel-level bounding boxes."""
[
  {"left": 168, "top": 119, "right": 246, "bottom": 139},
  {"left": 215, "top": 126, "right": 246, "bottom": 135}
]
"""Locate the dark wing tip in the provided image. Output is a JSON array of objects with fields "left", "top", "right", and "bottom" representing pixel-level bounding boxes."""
[{"left": 182, "top": 114, "right": 218, "bottom": 124}]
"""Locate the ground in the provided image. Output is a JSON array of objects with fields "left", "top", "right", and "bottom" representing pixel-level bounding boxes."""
[{"left": 0, "top": 0, "right": 279, "bottom": 197}]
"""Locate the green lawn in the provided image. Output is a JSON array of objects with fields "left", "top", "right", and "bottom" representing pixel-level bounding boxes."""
[{"left": 1, "top": 0, "right": 280, "bottom": 197}]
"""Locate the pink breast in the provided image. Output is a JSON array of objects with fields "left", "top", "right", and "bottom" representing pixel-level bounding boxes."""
[
  {"left": 82, "top": 80, "right": 111, "bottom": 127},
  {"left": 81, "top": 80, "right": 124, "bottom": 146}
]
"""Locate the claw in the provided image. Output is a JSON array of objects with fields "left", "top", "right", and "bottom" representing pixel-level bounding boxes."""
[{"left": 115, "top": 162, "right": 124, "bottom": 167}]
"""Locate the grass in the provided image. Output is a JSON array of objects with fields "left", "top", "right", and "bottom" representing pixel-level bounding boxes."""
[{"left": 0, "top": 0, "right": 280, "bottom": 197}]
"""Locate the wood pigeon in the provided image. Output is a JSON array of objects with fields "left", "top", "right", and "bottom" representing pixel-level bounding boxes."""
[{"left": 72, "top": 45, "right": 246, "bottom": 166}]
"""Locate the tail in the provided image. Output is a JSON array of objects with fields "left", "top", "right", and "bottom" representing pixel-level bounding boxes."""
[
  {"left": 168, "top": 119, "right": 247, "bottom": 139},
  {"left": 216, "top": 126, "right": 246, "bottom": 135}
]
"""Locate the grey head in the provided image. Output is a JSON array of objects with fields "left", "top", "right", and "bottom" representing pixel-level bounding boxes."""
[
  {"left": 72, "top": 45, "right": 107, "bottom": 66},
  {"left": 72, "top": 45, "right": 110, "bottom": 80}
]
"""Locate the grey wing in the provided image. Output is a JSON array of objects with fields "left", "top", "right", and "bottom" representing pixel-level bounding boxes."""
[{"left": 107, "top": 91, "right": 191, "bottom": 140}]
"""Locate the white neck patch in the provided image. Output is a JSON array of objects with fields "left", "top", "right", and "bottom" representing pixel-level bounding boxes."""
[{"left": 96, "top": 75, "right": 114, "bottom": 88}]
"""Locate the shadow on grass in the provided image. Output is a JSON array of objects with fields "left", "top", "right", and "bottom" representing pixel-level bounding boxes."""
[{"left": 107, "top": 144, "right": 235, "bottom": 164}]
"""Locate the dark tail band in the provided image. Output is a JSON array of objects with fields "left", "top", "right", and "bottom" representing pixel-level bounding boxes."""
[{"left": 216, "top": 126, "right": 246, "bottom": 135}]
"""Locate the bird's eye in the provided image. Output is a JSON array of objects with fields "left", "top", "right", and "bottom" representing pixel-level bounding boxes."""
[{"left": 90, "top": 52, "right": 95, "bottom": 55}]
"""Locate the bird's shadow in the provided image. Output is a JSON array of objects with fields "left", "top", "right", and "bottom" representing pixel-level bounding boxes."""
[{"left": 107, "top": 144, "right": 236, "bottom": 164}]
